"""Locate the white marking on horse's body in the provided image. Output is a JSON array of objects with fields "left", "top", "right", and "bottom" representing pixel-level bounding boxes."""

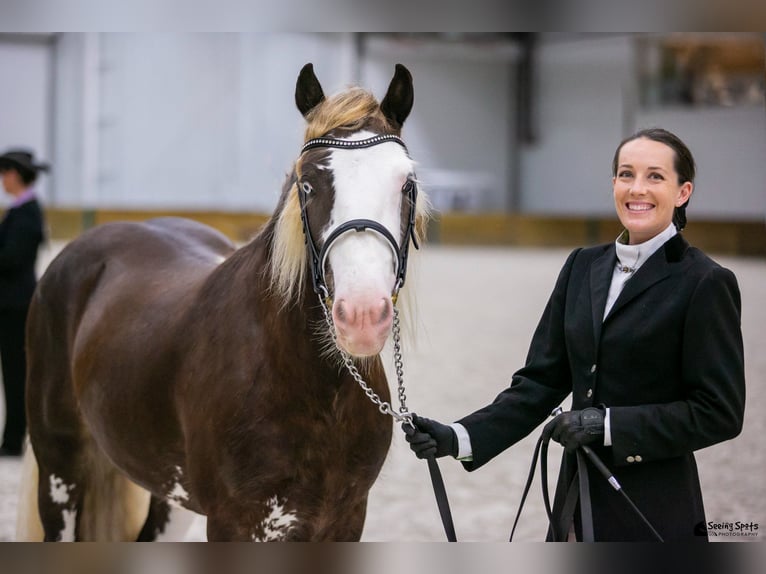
[
  {"left": 61, "top": 509, "right": 77, "bottom": 541},
  {"left": 324, "top": 130, "right": 416, "bottom": 356},
  {"left": 166, "top": 465, "right": 190, "bottom": 508},
  {"left": 49, "top": 475, "right": 74, "bottom": 504},
  {"left": 252, "top": 496, "right": 298, "bottom": 541}
]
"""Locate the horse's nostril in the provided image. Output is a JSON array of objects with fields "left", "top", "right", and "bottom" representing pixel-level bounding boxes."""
[
  {"left": 336, "top": 300, "right": 347, "bottom": 322},
  {"left": 376, "top": 299, "right": 392, "bottom": 324}
]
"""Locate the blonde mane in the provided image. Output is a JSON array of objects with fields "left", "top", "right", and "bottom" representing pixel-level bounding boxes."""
[{"left": 269, "top": 87, "right": 431, "bottom": 312}]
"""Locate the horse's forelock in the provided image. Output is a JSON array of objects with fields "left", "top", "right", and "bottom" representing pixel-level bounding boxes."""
[{"left": 304, "top": 88, "right": 387, "bottom": 141}]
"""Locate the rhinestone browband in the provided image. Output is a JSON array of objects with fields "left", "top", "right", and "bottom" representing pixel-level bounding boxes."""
[{"left": 301, "top": 133, "right": 408, "bottom": 155}]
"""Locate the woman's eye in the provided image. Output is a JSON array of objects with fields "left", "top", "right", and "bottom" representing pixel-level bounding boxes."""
[
  {"left": 301, "top": 181, "right": 313, "bottom": 194},
  {"left": 618, "top": 171, "right": 633, "bottom": 178},
  {"left": 648, "top": 172, "right": 664, "bottom": 181}
]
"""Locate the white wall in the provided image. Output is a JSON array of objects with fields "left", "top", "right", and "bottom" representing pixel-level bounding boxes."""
[
  {"left": 52, "top": 33, "right": 355, "bottom": 211},
  {"left": 364, "top": 37, "right": 517, "bottom": 212},
  {"left": 519, "top": 35, "right": 633, "bottom": 217},
  {"left": 0, "top": 37, "right": 52, "bottom": 205}
]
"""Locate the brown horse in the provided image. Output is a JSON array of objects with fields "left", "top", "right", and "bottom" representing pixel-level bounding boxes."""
[{"left": 17, "top": 63, "right": 429, "bottom": 541}]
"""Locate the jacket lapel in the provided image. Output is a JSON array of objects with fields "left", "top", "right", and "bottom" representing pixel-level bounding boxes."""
[
  {"left": 590, "top": 245, "right": 616, "bottom": 348},
  {"left": 604, "top": 233, "right": 688, "bottom": 322}
]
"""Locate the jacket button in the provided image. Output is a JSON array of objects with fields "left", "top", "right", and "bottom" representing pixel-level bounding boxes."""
[
  {"left": 635, "top": 455, "right": 642, "bottom": 462},
  {"left": 586, "top": 388, "right": 593, "bottom": 398},
  {"left": 626, "top": 456, "right": 635, "bottom": 463},
  {"left": 590, "top": 364, "right": 597, "bottom": 373}
]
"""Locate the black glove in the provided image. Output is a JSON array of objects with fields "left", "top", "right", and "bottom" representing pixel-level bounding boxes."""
[
  {"left": 544, "top": 407, "right": 605, "bottom": 453},
  {"left": 402, "top": 414, "right": 458, "bottom": 459}
]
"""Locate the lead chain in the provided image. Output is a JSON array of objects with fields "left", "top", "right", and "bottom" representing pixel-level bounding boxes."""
[{"left": 319, "top": 295, "right": 413, "bottom": 427}]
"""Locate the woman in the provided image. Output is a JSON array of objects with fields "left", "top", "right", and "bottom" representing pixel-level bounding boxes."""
[
  {"left": 0, "top": 149, "right": 47, "bottom": 456},
  {"left": 405, "top": 128, "right": 745, "bottom": 542}
]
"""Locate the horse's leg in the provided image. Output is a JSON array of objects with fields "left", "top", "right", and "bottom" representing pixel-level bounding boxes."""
[
  {"left": 15, "top": 440, "right": 44, "bottom": 541},
  {"left": 78, "top": 447, "right": 152, "bottom": 540},
  {"left": 206, "top": 512, "right": 251, "bottom": 541},
  {"left": 206, "top": 500, "right": 302, "bottom": 542},
  {"left": 137, "top": 497, "right": 203, "bottom": 541},
  {"left": 320, "top": 498, "right": 369, "bottom": 541},
  {"left": 136, "top": 496, "right": 170, "bottom": 541},
  {"left": 31, "top": 434, "right": 87, "bottom": 541},
  {"left": 30, "top": 433, "right": 151, "bottom": 541}
]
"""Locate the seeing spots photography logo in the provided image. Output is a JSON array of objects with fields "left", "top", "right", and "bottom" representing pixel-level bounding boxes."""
[{"left": 695, "top": 520, "right": 760, "bottom": 538}]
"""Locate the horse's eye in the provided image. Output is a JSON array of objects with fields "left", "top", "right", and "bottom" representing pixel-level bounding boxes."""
[
  {"left": 301, "top": 181, "right": 313, "bottom": 195},
  {"left": 402, "top": 178, "right": 415, "bottom": 194}
]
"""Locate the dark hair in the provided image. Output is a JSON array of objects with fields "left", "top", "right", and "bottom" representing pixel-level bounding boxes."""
[
  {"left": 0, "top": 165, "right": 39, "bottom": 186},
  {"left": 612, "top": 127, "right": 696, "bottom": 231},
  {"left": 17, "top": 166, "right": 38, "bottom": 186}
]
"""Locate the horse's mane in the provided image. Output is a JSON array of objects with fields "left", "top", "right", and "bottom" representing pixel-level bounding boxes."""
[{"left": 269, "top": 87, "right": 431, "bottom": 308}]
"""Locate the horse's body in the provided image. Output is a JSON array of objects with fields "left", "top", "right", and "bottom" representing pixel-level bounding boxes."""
[{"left": 19, "top": 64, "right": 425, "bottom": 541}]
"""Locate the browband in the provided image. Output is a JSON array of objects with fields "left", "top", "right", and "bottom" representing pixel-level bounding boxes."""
[{"left": 301, "top": 134, "right": 408, "bottom": 155}]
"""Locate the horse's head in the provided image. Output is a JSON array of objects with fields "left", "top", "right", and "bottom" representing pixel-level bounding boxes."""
[{"left": 270, "top": 63, "right": 428, "bottom": 358}]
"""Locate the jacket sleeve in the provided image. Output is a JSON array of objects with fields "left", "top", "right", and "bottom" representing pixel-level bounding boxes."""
[
  {"left": 609, "top": 266, "right": 745, "bottom": 467},
  {"left": 0, "top": 210, "right": 42, "bottom": 272},
  {"left": 457, "top": 248, "right": 579, "bottom": 471}
]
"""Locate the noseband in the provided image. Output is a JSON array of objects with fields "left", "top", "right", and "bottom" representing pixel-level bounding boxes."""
[{"left": 297, "top": 133, "right": 420, "bottom": 305}]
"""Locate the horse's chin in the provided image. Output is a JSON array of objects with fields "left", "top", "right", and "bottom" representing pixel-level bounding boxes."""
[{"left": 336, "top": 331, "right": 389, "bottom": 358}]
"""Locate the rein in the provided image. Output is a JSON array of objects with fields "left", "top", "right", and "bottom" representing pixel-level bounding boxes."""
[
  {"left": 297, "top": 132, "right": 457, "bottom": 541},
  {"left": 510, "top": 407, "right": 665, "bottom": 542}
]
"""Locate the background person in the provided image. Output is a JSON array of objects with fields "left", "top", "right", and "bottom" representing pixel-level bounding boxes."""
[
  {"left": 405, "top": 128, "right": 745, "bottom": 542},
  {"left": 0, "top": 149, "right": 47, "bottom": 457}
]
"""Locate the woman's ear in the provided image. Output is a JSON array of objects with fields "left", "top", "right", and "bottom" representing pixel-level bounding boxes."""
[{"left": 677, "top": 181, "right": 693, "bottom": 206}]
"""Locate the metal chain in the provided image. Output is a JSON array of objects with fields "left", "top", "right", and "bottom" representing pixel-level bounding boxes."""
[{"left": 318, "top": 295, "right": 413, "bottom": 427}]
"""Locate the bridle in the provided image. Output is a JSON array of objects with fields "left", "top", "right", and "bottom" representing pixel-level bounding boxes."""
[{"left": 296, "top": 133, "right": 420, "bottom": 307}]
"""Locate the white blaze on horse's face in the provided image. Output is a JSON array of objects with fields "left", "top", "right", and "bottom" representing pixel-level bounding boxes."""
[{"left": 324, "top": 130, "right": 414, "bottom": 357}]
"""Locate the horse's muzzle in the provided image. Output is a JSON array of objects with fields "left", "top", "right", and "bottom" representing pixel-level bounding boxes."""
[{"left": 332, "top": 296, "right": 393, "bottom": 357}]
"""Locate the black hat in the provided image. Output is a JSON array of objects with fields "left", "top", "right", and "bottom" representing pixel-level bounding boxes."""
[{"left": 0, "top": 149, "right": 50, "bottom": 174}]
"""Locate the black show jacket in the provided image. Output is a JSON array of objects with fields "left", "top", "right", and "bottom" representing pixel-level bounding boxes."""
[
  {"left": 0, "top": 199, "right": 45, "bottom": 310},
  {"left": 458, "top": 233, "right": 745, "bottom": 541}
]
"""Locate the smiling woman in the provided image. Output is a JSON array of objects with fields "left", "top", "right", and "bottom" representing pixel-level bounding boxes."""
[
  {"left": 403, "top": 126, "right": 746, "bottom": 542},
  {"left": 611, "top": 128, "right": 695, "bottom": 245}
]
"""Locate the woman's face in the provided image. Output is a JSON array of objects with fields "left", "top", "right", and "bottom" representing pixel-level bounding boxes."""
[
  {"left": 1, "top": 169, "right": 25, "bottom": 196},
  {"left": 612, "top": 137, "right": 693, "bottom": 245}
]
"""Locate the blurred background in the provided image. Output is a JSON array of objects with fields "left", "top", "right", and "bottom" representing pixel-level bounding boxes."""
[{"left": 0, "top": 32, "right": 764, "bottom": 253}]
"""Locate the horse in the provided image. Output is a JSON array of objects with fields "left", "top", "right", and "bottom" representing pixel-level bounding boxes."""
[{"left": 17, "top": 62, "right": 429, "bottom": 541}]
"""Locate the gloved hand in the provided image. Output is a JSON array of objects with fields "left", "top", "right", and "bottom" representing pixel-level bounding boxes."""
[
  {"left": 402, "top": 414, "right": 458, "bottom": 459},
  {"left": 544, "top": 407, "right": 605, "bottom": 453}
]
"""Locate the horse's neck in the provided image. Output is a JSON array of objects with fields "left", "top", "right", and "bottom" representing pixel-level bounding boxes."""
[
  {"left": 197, "top": 223, "right": 321, "bottom": 351},
  {"left": 187, "top": 224, "right": 388, "bottom": 412}
]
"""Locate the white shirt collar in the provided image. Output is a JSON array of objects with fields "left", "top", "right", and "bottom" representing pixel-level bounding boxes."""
[{"left": 614, "top": 223, "right": 677, "bottom": 273}]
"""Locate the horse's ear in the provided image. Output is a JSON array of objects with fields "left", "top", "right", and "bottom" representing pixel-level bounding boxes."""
[
  {"left": 295, "top": 63, "right": 325, "bottom": 117},
  {"left": 380, "top": 64, "right": 414, "bottom": 130}
]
